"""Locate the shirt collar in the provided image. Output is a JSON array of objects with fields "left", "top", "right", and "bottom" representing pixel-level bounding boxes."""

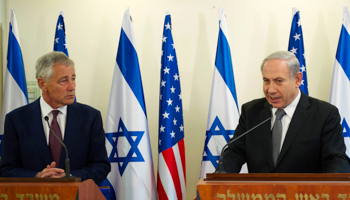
[{"left": 40, "top": 96, "right": 67, "bottom": 117}]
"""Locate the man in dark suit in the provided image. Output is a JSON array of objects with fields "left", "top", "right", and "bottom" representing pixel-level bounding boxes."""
[
  {"left": 0, "top": 52, "right": 111, "bottom": 184},
  {"left": 223, "top": 51, "right": 350, "bottom": 173}
]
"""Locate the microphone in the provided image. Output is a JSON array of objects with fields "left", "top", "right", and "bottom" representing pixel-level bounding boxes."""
[
  {"left": 44, "top": 116, "right": 75, "bottom": 178},
  {"left": 215, "top": 104, "right": 273, "bottom": 173}
]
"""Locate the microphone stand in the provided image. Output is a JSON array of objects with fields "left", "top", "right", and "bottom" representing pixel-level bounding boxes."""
[
  {"left": 45, "top": 116, "right": 75, "bottom": 178},
  {"left": 215, "top": 116, "right": 272, "bottom": 173}
]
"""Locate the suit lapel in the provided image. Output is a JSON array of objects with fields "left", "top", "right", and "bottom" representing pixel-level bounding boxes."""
[
  {"left": 277, "top": 92, "right": 310, "bottom": 165},
  {"left": 259, "top": 101, "right": 275, "bottom": 171},
  {"left": 60, "top": 102, "right": 82, "bottom": 168},
  {"left": 26, "top": 98, "right": 52, "bottom": 164}
]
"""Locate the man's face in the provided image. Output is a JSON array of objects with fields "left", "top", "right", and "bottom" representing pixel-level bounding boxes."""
[
  {"left": 38, "top": 64, "right": 76, "bottom": 109},
  {"left": 262, "top": 59, "right": 302, "bottom": 109}
]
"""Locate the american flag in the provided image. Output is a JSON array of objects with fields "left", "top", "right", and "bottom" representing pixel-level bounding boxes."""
[
  {"left": 157, "top": 10, "right": 186, "bottom": 200},
  {"left": 53, "top": 10, "right": 75, "bottom": 101},
  {"left": 53, "top": 10, "right": 69, "bottom": 56},
  {"left": 288, "top": 7, "right": 308, "bottom": 95}
]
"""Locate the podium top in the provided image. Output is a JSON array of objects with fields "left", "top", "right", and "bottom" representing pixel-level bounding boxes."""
[
  {"left": 205, "top": 173, "right": 350, "bottom": 182},
  {"left": 0, "top": 177, "right": 81, "bottom": 182}
]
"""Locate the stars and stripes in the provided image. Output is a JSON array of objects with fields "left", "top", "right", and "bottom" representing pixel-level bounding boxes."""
[
  {"left": 0, "top": 9, "right": 28, "bottom": 156},
  {"left": 157, "top": 10, "right": 186, "bottom": 200},
  {"left": 288, "top": 7, "right": 308, "bottom": 95},
  {"left": 329, "top": 5, "right": 350, "bottom": 157},
  {"left": 200, "top": 7, "right": 242, "bottom": 178},
  {"left": 53, "top": 10, "right": 69, "bottom": 56},
  {"left": 99, "top": 8, "right": 156, "bottom": 200}
]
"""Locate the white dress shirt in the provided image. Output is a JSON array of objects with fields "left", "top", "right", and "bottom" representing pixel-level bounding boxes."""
[
  {"left": 271, "top": 90, "right": 301, "bottom": 151},
  {"left": 40, "top": 96, "right": 67, "bottom": 145}
]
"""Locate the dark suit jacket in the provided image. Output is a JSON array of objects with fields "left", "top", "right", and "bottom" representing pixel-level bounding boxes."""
[
  {"left": 223, "top": 92, "right": 350, "bottom": 173},
  {"left": 0, "top": 98, "right": 111, "bottom": 184}
]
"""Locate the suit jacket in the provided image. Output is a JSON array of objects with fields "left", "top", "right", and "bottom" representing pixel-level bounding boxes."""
[
  {"left": 223, "top": 91, "right": 350, "bottom": 173},
  {"left": 0, "top": 98, "right": 111, "bottom": 184}
]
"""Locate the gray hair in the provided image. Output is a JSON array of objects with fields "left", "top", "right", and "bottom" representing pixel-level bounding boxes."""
[
  {"left": 35, "top": 51, "right": 75, "bottom": 82},
  {"left": 260, "top": 51, "right": 300, "bottom": 79}
]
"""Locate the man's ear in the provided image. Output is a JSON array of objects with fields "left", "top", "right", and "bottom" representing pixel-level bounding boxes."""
[
  {"left": 294, "top": 72, "right": 303, "bottom": 88},
  {"left": 37, "top": 77, "right": 47, "bottom": 91}
]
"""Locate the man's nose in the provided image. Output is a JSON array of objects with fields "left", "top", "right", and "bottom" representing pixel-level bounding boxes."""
[
  {"left": 267, "top": 83, "right": 276, "bottom": 93},
  {"left": 67, "top": 80, "right": 75, "bottom": 91}
]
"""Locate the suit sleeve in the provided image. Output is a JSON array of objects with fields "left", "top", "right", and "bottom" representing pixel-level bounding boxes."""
[
  {"left": 0, "top": 114, "right": 39, "bottom": 177},
  {"left": 222, "top": 104, "right": 248, "bottom": 173},
  {"left": 70, "top": 111, "right": 111, "bottom": 184},
  {"left": 321, "top": 106, "right": 350, "bottom": 173}
]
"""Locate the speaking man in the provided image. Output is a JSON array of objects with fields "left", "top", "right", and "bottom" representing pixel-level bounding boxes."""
[
  {"left": 222, "top": 51, "right": 350, "bottom": 173},
  {"left": 0, "top": 51, "right": 111, "bottom": 183}
]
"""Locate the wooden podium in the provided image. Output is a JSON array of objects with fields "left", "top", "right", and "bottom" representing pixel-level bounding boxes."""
[
  {"left": 0, "top": 178, "right": 106, "bottom": 200},
  {"left": 197, "top": 173, "right": 350, "bottom": 200}
]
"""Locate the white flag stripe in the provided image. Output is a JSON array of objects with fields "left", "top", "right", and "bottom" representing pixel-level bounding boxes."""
[
  {"left": 200, "top": 161, "right": 215, "bottom": 178},
  {"left": 206, "top": 67, "right": 239, "bottom": 130},
  {"left": 106, "top": 63, "right": 147, "bottom": 133},
  {"left": 1, "top": 70, "right": 27, "bottom": 114},
  {"left": 158, "top": 153, "right": 177, "bottom": 200},
  {"left": 345, "top": 138, "right": 350, "bottom": 156},
  {"left": 172, "top": 143, "right": 186, "bottom": 199},
  {"left": 343, "top": 5, "right": 350, "bottom": 34},
  {"left": 158, "top": 144, "right": 186, "bottom": 200},
  {"left": 330, "top": 60, "right": 350, "bottom": 122},
  {"left": 0, "top": 70, "right": 28, "bottom": 133},
  {"left": 109, "top": 166, "right": 152, "bottom": 199}
]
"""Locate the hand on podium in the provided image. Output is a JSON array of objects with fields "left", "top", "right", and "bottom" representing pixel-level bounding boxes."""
[{"left": 36, "top": 161, "right": 66, "bottom": 178}]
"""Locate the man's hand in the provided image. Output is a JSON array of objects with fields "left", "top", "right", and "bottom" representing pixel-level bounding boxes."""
[{"left": 36, "top": 162, "right": 66, "bottom": 178}]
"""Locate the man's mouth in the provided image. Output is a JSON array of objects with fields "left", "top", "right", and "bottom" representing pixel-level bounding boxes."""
[
  {"left": 66, "top": 95, "right": 75, "bottom": 98},
  {"left": 270, "top": 96, "right": 281, "bottom": 102}
]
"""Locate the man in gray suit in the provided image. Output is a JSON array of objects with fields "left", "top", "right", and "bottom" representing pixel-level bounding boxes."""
[{"left": 223, "top": 51, "right": 350, "bottom": 173}]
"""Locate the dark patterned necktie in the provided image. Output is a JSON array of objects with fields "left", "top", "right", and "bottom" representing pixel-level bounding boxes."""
[
  {"left": 272, "top": 109, "right": 285, "bottom": 166},
  {"left": 49, "top": 110, "right": 62, "bottom": 166}
]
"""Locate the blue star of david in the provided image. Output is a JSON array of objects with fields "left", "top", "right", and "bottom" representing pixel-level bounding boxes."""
[
  {"left": 202, "top": 116, "right": 235, "bottom": 168},
  {"left": 106, "top": 118, "right": 144, "bottom": 176},
  {"left": 342, "top": 118, "right": 350, "bottom": 138}
]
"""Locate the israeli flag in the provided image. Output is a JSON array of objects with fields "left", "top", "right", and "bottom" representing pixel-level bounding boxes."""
[
  {"left": 0, "top": 9, "right": 28, "bottom": 156},
  {"left": 99, "top": 8, "right": 157, "bottom": 200},
  {"left": 288, "top": 7, "right": 308, "bottom": 95},
  {"left": 200, "top": 7, "right": 243, "bottom": 178},
  {"left": 330, "top": 5, "right": 350, "bottom": 157}
]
